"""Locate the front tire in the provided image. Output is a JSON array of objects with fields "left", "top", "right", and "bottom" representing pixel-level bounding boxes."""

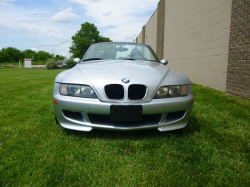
[{"left": 55, "top": 116, "right": 59, "bottom": 125}]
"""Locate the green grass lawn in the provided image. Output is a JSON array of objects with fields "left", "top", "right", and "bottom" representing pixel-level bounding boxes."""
[{"left": 0, "top": 69, "right": 249, "bottom": 186}]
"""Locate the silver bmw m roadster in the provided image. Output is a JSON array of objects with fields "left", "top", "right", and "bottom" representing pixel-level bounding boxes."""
[{"left": 53, "top": 42, "right": 194, "bottom": 132}]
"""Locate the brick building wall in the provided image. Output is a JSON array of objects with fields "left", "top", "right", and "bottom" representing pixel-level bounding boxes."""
[
  {"left": 145, "top": 9, "right": 158, "bottom": 52},
  {"left": 137, "top": 30, "right": 143, "bottom": 43},
  {"left": 163, "top": 0, "right": 232, "bottom": 91},
  {"left": 156, "top": 0, "right": 165, "bottom": 60},
  {"left": 226, "top": 0, "right": 250, "bottom": 99},
  {"left": 136, "top": 0, "right": 249, "bottom": 99},
  {"left": 142, "top": 26, "right": 145, "bottom": 44}
]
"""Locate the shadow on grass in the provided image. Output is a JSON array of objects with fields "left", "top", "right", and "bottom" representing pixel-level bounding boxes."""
[{"left": 62, "top": 115, "right": 201, "bottom": 140}]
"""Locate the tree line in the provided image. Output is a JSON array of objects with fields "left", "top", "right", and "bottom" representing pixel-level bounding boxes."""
[{"left": 0, "top": 47, "right": 65, "bottom": 63}]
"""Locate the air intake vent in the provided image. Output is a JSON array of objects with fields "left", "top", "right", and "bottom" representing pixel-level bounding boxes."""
[
  {"left": 104, "top": 84, "right": 124, "bottom": 100},
  {"left": 128, "top": 84, "right": 147, "bottom": 100},
  {"left": 88, "top": 114, "right": 162, "bottom": 125}
]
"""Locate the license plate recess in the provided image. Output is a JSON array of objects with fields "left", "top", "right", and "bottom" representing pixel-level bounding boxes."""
[{"left": 110, "top": 105, "right": 142, "bottom": 122}]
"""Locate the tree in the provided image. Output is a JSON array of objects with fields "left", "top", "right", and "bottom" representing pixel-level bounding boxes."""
[
  {"left": 0, "top": 47, "right": 65, "bottom": 63},
  {"left": 23, "top": 49, "right": 35, "bottom": 56},
  {"left": 55, "top": 55, "right": 65, "bottom": 61},
  {"left": 23, "top": 49, "right": 36, "bottom": 61},
  {"left": 69, "top": 22, "right": 112, "bottom": 58},
  {"left": 0, "top": 47, "right": 23, "bottom": 62},
  {"left": 35, "top": 51, "right": 53, "bottom": 61},
  {"left": 99, "top": 36, "right": 112, "bottom": 42},
  {"left": 0, "top": 49, "right": 11, "bottom": 62}
]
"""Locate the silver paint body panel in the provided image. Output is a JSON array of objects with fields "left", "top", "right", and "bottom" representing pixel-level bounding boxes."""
[{"left": 53, "top": 59, "right": 194, "bottom": 132}]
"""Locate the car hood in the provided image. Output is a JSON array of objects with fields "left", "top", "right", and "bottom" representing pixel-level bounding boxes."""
[
  {"left": 78, "top": 60, "right": 167, "bottom": 86},
  {"left": 55, "top": 60, "right": 191, "bottom": 102}
]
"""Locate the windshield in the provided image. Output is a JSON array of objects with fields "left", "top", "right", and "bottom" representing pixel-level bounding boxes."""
[{"left": 83, "top": 43, "right": 159, "bottom": 62}]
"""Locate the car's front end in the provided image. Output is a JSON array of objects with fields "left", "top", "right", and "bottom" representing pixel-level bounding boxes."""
[
  {"left": 53, "top": 42, "right": 194, "bottom": 132},
  {"left": 53, "top": 83, "right": 193, "bottom": 132}
]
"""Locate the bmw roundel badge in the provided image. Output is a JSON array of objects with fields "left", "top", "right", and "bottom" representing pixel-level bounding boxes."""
[{"left": 122, "top": 78, "right": 130, "bottom": 83}]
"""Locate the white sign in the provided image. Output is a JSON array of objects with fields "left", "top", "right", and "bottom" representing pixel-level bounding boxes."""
[{"left": 24, "top": 58, "right": 32, "bottom": 68}]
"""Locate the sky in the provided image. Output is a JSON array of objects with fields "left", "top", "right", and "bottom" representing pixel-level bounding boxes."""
[{"left": 0, "top": 0, "right": 159, "bottom": 57}]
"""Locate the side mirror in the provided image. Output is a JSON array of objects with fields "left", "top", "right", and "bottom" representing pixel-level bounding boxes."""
[
  {"left": 73, "top": 58, "right": 81, "bottom": 64},
  {"left": 160, "top": 59, "right": 168, "bottom": 65}
]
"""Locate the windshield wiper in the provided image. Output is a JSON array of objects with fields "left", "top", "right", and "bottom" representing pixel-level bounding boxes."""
[
  {"left": 125, "top": 58, "right": 158, "bottom": 62},
  {"left": 82, "top": 58, "right": 104, "bottom": 62},
  {"left": 125, "top": 58, "right": 137, "bottom": 61}
]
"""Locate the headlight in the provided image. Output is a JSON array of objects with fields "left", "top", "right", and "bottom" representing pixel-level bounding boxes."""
[
  {"left": 154, "top": 85, "right": 188, "bottom": 99},
  {"left": 59, "top": 84, "right": 98, "bottom": 98}
]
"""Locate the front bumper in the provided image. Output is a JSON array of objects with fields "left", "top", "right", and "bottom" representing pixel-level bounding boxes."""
[{"left": 53, "top": 83, "right": 194, "bottom": 132}]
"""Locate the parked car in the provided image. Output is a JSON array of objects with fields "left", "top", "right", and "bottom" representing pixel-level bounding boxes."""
[{"left": 53, "top": 42, "right": 194, "bottom": 132}]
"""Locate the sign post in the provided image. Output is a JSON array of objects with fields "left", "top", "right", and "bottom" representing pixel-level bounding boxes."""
[{"left": 19, "top": 58, "right": 21, "bottom": 68}]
